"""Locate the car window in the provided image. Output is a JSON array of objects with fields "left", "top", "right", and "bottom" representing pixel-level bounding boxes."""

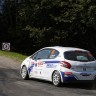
[
  {"left": 31, "top": 53, "right": 38, "bottom": 60},
  {"left": 35, "top": 49, "right": 51, "bottom": 60},
  {"left": 49, "top": 49, "right": 59, "bottom": 59},
  {"left": 64, "top": 51, "right": 95, "bottom": 62}
]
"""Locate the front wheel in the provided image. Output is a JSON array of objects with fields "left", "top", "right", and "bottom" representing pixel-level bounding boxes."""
[
  {"left": 52, "top": 71, "right": 61, "bottom": 86},
  {"left": 21, "top": 66, "right": 29, "bottom": 80}
]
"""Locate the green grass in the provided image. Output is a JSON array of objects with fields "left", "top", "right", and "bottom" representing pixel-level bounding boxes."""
[{"left": 0, "top": 50, "right": 27, "bottom": 62}]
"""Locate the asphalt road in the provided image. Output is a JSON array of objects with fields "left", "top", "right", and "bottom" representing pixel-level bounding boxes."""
[{"left": 0, "top": 56, "right": 96, "bottom": 96}]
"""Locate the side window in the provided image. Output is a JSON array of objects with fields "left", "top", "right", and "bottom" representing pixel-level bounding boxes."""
[
  {"left": 35, "top": 49, "right": 51, "bottom": 60},
  {"left": 31, "top": 53, "right": 37, "bottom": 60},
  {"left": 49, "top": 49, "right": 59, "bottom": 59}
]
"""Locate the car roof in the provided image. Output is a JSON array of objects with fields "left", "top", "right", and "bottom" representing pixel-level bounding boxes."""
[{"left": 44, "top": 46, "right": 88, "bottom": 52}]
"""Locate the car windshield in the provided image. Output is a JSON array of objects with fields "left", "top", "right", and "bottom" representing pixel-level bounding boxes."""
[{"left": 64, "top": 51, "right": 95, "bottom": 62}]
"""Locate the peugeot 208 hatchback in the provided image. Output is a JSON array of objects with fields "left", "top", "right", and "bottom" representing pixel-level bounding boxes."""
[{"left": 20, "top": 46, "right": 96, "bottom": 86}]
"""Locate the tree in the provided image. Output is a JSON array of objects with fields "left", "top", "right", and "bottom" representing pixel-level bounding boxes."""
[{"left": 3, "top": 0, "right": 96, "bottom": 56}]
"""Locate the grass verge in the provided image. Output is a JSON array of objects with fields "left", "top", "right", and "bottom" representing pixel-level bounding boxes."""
[{"left": 0, "top": 50, "right": 27, "bottom": 62}]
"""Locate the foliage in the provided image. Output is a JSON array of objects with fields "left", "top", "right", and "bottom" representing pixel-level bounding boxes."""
[{"left": 0, "top": 0, "right": 96, "bottom": 56}]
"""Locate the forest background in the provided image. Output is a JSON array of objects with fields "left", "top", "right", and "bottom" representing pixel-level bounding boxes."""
[{"left": 0, "top": 0, "right": 96, "bottom": 57}]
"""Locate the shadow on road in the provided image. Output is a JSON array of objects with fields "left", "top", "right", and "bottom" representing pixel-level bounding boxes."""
[
  {"left": 0, "top": 67, "right": 96, "bottom": 91},
  {"left": 62, "top": 83, "right": 96, "bottom": 90},
  {"left": 28, "top": 78, "right": 96, "bottom": 90}
]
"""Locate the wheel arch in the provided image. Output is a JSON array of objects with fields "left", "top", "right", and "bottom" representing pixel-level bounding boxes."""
[
  {"left": 20, "top": 64, "right": 29, "bottom": 75},
  {"left": 20, "top": 65, "right": 29, "bottom": 80},
  {"left": 51, "top": 70, "right": 63, "bottom": 83}
]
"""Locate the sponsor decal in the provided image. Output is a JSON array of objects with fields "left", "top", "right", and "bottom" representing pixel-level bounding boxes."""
[
  {"left": 44, "top": 61, "right": 59, "bottom": 68},
  {"left": 46, "top": 63, "right": 57, "bottom": 68},
  {"left": 38, "top": 61, "right": 43, "bottom": 67}
]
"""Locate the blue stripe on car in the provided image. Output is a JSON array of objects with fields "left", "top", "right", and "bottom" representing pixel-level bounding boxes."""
[
  {"left": 61, "top": 71, "right": 77, "bottom": 83},
  {"left": 44, "top": 61, "right": 60, "bottom": 63},
  {"left": 28, "top": 65, "right": 34, "bottom": 73}
]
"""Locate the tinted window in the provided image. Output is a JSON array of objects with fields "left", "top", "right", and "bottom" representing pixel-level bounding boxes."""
[
  {"left": 35, "top": 49, "right": 51, "bottom": 60},
  {"left": 64, "top": 51, "right": 95, "bottom": 62}
]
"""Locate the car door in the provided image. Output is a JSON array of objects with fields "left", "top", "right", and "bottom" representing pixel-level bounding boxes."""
[
  {"left": 42, "top": 49, "right": 59, "bottom": 80},
  {"left": 28, "top": 53, "right": 38, "bottom": 77},
  {"left": 30, "top": 48, "right": 52, "bottom": 79}
]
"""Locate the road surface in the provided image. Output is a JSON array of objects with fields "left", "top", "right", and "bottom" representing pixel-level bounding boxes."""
[{"left": 0, "top": 56, "right": 96, "bottom": 96}]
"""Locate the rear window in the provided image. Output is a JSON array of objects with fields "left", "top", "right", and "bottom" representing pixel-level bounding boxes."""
[{"left": 64, "top": 51, "right": 95, "bottom": 62}]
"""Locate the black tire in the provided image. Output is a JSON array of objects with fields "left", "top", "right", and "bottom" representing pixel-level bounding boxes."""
[
  {"left": 21, "top": 66, "right": 29, "bottom": 80},
  {"left": 52, "top": 71, "right": 61, "bottom": 86}
]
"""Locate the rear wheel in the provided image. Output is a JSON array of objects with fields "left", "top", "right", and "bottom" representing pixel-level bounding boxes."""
[
  {"left": 52, "top": 71, "right": 61, "bottom": 86},
  {"left": 21, "top": 66, "right": 29, "bottom": 80}
]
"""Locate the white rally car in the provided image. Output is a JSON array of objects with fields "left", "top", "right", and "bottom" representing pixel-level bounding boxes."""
[{"left": 20, "top": 46, "right": 96, "bottom": 86}]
